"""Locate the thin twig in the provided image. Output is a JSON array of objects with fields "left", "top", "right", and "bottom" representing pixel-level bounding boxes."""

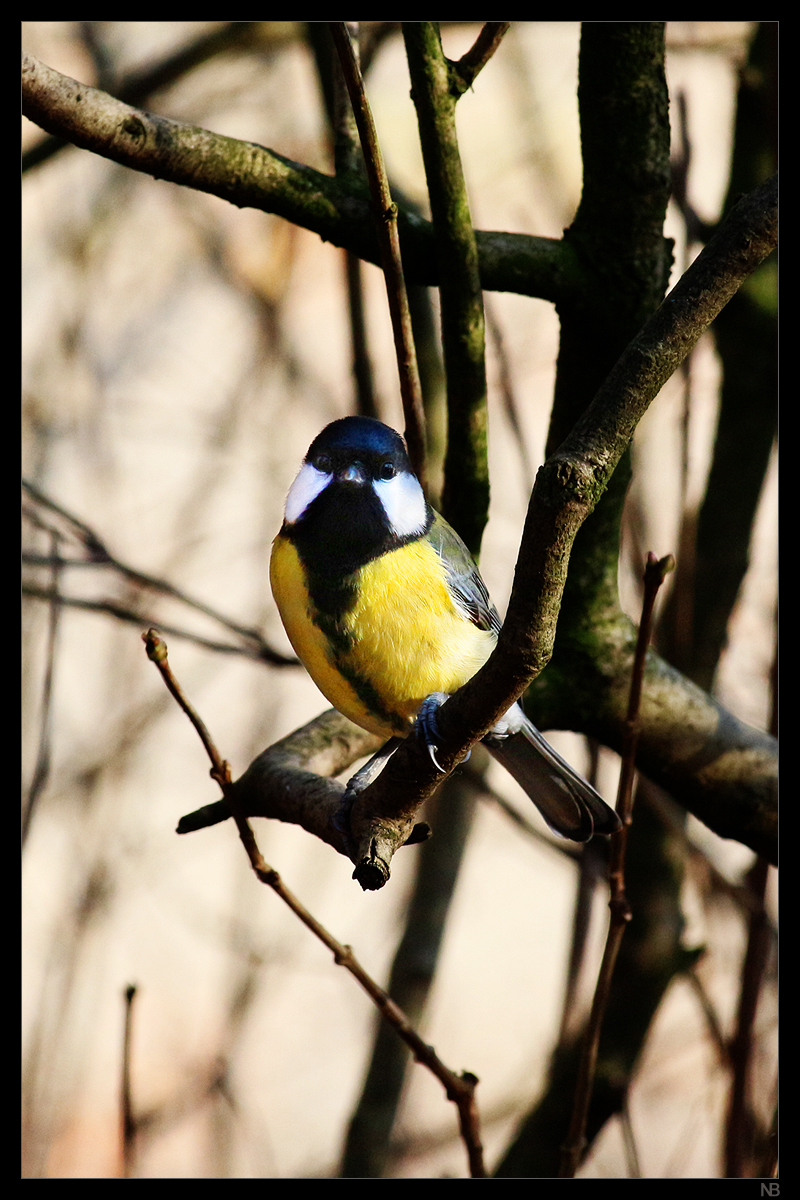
[
  {"left": 22, "top": 528, "right": 62, "bottom": 846},
  {"left": 684, "top": 967, "right": 731, "bottom": 1068},
  {"left": 143, "top": 629, "right": 486, "bottom": 1177},
  {"left": 450, "top": 22, "right": 511, "bottom": 95},
  {"left": 311, "top": 25, "right": 379, "bottom": 418},
  {"left": 619, "top": 1094, "right": 642, "bottom": 1178},
  {"left": 485, "top": 300, "right": 534, "bottom": 493},
  {"left": 22, "top": 480, "right": 294, "bottom": 665},
  {"left": 556, "top": 740, "right": 606, "bottom": 1045},
  {"left": 329, "top": 22, "right": 427, "bottom": 488},
  {"left": 559, "top": 552, "right": 674, "bottom": 1177},
  {"left": 557, "top": 838, "right": 608, "bottom": 1045},
  {"left": 345, "top": 252, "right": 379, "bottom": 418},
  {"left": 643, "top": 787, "right": 771, "bottom": 919},
  {"left": 329, "top": 22, "right": 362, "bottom": 178},
  {"left": 121, "top": 984, "right": 137, "bottom": 1178},
  {"left": 23, "top": 585, "right": 289, "bottom": 662}
]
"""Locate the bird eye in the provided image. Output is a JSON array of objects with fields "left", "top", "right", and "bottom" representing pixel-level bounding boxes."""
[
  {"left": 314, "top": 454, "right": 331, "bottom": 473},
  {"left": 379, "top": 462, "right": 396, "bottom": 480}
]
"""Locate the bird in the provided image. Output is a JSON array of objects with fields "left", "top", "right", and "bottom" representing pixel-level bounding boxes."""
[{"left": 270, "top": 416, "right": 620, "bottom": 842}]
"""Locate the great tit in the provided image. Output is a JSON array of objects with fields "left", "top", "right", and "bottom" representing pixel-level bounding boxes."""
[{"left": 270, "top": 416, "right": 620, "bottom": 841}]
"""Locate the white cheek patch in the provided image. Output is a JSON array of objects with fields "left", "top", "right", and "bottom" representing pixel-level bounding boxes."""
[
  {"left": 374, "top": 472, "right": 427, "bottom": 538},
  {"left": 284, "top": 463, "right": 331, "bottom": 524}
]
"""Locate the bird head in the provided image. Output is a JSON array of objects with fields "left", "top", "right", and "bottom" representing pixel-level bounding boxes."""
[{"left": 282, "top": 418, "right": 429, "bottom": 571}]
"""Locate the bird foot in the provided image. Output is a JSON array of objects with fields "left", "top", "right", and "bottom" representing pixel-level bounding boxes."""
[{"left": 414, "top": 693, "right": 471, "bottom": 773}]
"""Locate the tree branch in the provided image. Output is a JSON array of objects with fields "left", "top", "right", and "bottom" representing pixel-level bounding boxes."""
[
  {"left": 178, "top": 707, "right": 381, "bottom": 849},
  {"left": 143, "top": 628, "right": 483, "bottom": 1176},
  {"left": 22, "top": 479, "right": 294, "bottom": 665},
  {"left": 329, "top": 23, "right": 427, "bottom": 486},
  {"left": 449, "top": 22, "right": 510, "bottom": 96},
  {"left": 404, "top": 23, "right": 489, "bottom": 554},
  {"left": 22, "top": 22, "right": 265, "bottom": 173},
  {"left": 346, "top": 173, "right": 779, "bottom": 885},
  {"left": 21, "top": 49, "right": 580, "bottom": 300}
]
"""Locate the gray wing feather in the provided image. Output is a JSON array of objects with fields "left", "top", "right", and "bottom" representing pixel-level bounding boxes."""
[
  {"left": 427, "top": 513, "right": 619, "bottom": 841},
  {"left": 484, "top": 708, "right": 621, "bottom": 841},
  {"left": 427, "top": 512, "right": 502, "bottom": 635}
]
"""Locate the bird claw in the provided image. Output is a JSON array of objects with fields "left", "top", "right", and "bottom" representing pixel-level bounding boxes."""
[
  {"left": 415, "top": 693, "right": 470, "bottom": 774},
  {"left": 415, "top": 693, "right": 448, "bottom": 773},
  {"left": 427, "top": 742, "right": 446, "bottom": 773}
]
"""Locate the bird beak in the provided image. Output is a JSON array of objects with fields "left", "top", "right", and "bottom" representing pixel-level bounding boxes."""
[{"left": 337, "top": 463, "right": 368, "bottom": 486}]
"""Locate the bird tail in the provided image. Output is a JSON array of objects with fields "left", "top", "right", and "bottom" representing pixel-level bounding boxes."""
[{"left": 483, "top": 706, "right": 621, "bottom": 842}]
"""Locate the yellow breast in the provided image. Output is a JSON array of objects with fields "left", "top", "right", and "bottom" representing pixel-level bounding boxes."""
[{"left": 270, "top": 533, "right": 496, "bottom": 740}]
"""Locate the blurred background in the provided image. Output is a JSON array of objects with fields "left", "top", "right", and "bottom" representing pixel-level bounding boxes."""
[{"left": 22, "top": 22, "right": 776, "bottom": 1178}]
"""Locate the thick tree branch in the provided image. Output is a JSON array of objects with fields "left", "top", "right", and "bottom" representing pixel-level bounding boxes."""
[
  {"left": 176, "top": 706, "right": 432, "bottom": 860},
  {"left": 21, "top": 49, "right": 580, "bottom": 300},
  {"left": 177, "top": 708, "right": 377, "bottom": 847},
  {"left": 22, "top": 22, "right": 265, "bottom": 173},
  {"left": 404, "top": 23, "right": 489, "bottom": 553}
]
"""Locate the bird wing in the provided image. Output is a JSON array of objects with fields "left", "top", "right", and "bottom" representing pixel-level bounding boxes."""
[
  {"left": 427, "top": 512, "right": 502, "bottom": 636},
  {"left": 484, "top": 709, "right": 621, "bottom": 840}
]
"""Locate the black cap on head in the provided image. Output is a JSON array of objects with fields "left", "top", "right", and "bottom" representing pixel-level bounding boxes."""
[{"left": 306, "top": 417, "right": 410, "bottom": 471}]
